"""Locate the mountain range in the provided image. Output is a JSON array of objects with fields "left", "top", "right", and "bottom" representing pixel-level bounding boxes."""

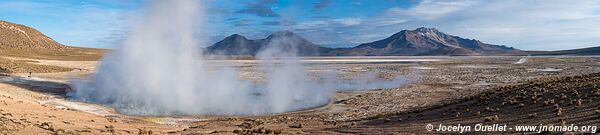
[
  {"left": 207, "top": 27, "right": 527, "bottom": 56},
  {"left": 1, "top": 20, "right": 599, "bottom": 57},
  {"left": 206, "top": 31, "right": 329, "bottom": 56}
]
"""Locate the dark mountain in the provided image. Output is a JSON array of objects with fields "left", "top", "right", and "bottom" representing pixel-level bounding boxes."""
[
  {"left": 207, "top": 31, "right": 330, "bottom": 56},
  {"left": 327, "top": 27, "right": 525, "bottom": 56},
  {"left": 207, "top": 27, "right": 525, "bottom": 56},
  {"left": 206, "top": 34, "right": 262, "bottom": 55},
  {"left": 528, "top": 46, "right": 600, "bottom": 56}
]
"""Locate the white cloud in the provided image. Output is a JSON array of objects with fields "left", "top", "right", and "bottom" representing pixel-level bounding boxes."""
[
  {"left": 330, "top": 0, "right": 600, "bottom": 50},
  {"left": 405, "top": 0, "right": 476, "bottom": 20},
  {"left": 332, "top": 18, "right": 362, "bottom": 26},
  {"left": 295, "top": 20, "right": 329, "bottom": 29}
]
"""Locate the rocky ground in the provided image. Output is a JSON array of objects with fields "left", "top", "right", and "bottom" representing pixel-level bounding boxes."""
[
  {"left": 1, "top": 56, "right": 600, "bottom": 134},
  {"left": 335, "top": 71, "right": 600, "bottom": 134}
]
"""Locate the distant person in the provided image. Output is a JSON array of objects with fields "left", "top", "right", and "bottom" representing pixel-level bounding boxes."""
[{"left": 28, "top": 72, "right": 31, "bottom": 78}]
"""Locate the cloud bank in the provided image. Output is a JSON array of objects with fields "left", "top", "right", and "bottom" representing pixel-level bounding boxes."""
[{"left": 293, "top": 0, "right": 600, "bottom": 50}]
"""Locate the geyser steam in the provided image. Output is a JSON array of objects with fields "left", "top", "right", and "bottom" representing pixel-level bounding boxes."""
[
  {"left": 515, "top": 56, "right": 528, "bottom": 64},
  {"left": 70, "top": 0, "right": 409, "bottom": 116}
]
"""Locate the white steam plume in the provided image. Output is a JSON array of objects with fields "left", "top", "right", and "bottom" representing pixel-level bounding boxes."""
[
  {"left": 69, "top": 0, "right": 410, "bottom": 116},
  {"left": 515, "top": 56, "right": 529, "bottom": 64}
]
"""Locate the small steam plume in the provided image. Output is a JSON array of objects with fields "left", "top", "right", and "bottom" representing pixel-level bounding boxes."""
[
  {"left": 515, "top": 56, "right": 529, "bottom": 64},
  {"left": 69, "top": 0, "right": 411, "bottom": 116}
]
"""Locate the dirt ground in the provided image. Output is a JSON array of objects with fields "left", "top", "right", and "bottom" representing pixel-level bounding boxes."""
[{"left": 1, "top": 56, "right": 600, "bottom": 134}]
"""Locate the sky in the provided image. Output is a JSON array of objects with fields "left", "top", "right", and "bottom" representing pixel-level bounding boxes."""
[{"left": 1, "top": 0, "right": 599, "bottom": 51}]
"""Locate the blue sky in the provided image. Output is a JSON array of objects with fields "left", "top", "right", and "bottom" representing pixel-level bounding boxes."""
[{"left": 1, "top": 0, "right": 600, "bottom": 50}]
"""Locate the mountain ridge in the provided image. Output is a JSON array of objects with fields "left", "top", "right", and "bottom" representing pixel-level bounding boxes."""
[
  {"left": 208, "top": 27, "right": 526, "bottom": 56},
  {"left": 4, "top": 19, "right": 595, "bottom": 57}
]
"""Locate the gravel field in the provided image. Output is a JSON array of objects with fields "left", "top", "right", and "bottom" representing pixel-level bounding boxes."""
[{"left": 1, "top": 56, "right": 600, "bottom": 134}]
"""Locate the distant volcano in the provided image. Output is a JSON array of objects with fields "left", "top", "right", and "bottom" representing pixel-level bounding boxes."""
[
  {"left": 329, "top": 27, "right": 525, "bottom": 56},
  {"left": 206, "top": 27, "right": 527, "bottom": 56}
]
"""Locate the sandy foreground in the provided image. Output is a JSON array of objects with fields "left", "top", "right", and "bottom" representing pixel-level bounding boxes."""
[{"left": 1, "top": 56, "right": 600, "bottom": 134}]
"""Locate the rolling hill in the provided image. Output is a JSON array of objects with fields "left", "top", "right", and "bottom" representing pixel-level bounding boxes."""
[
  {"left": 0, "top": 20, "right": 105, "bottom": 61},
  {"left": 0, "top": 20, "right": 105, "bottom": 73},
  {"left": 528, "top": 46, "right": 600, "bottom": 56}
]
